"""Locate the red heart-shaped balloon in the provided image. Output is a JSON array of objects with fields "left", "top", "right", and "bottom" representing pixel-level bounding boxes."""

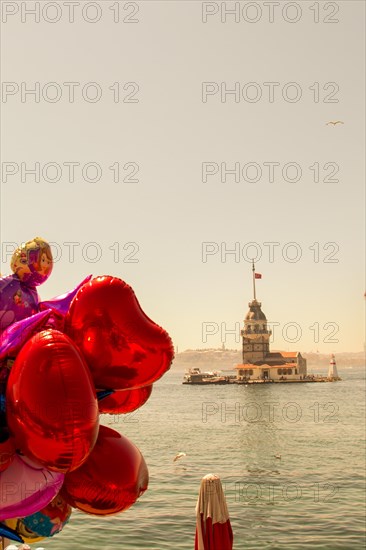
[
  {"left": 64, "top": 276, "right": 174, "bottom": 390},
  {"left": 62, "top": 425, "right": 148, "bottom": 515},
  {"left": 6, "top": 329, "right": 99, "bottom": 473}
]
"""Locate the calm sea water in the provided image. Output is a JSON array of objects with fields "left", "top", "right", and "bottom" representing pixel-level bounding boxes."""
[{"left": 31, "top": 365, "right": 365, "bottom": 549}]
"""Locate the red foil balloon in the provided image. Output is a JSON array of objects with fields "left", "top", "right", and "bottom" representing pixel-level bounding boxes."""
[
  {"left": 65, "top": 276, "right": 174, "bottom": 390},
  {"left": 6, "top": 330, "right": 99, "bottom": 473},
  {"left": 62, "top": 425, "right": 149, "bottom": 515},
  {"left": 99, "top": 385, "right": 152, "bottom": 414}
]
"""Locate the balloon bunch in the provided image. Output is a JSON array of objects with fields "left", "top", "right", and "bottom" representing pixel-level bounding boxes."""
[{"left": 0, "top": 238, "right": 174, "bottom": 545}]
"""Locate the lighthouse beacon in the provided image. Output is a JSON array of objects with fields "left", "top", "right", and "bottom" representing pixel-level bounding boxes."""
[
  {"left": 236, "top": 262, "right": 307, "bottom": 382},
  {"left": 328, "top": 354, "right": 339, "bottom": 380}
]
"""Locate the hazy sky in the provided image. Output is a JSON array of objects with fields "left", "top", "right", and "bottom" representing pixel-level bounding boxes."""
[{"left": 1, "top": 0, "right": 365, "bottom": 354}]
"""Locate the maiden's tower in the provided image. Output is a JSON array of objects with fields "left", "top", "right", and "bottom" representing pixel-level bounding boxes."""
[{"left": 236, "top": 263, "right": 307, "bottom": 382}]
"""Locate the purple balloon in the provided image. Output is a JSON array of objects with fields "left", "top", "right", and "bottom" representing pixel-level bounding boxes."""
[
  {"left": 39, "top": 275, "right": 92, "bottom": 317},
  {"left": 0, "top": 455, "right": 64, "bottom": 521},
  {"left": 0, "top": 310, "right": 52, "bottom": 363},
  {"left": 0, "top": 273, "right": 92, "bottom": 335},
  {"left": 0, "top": 275, "right": 39, "bottom": 331}
]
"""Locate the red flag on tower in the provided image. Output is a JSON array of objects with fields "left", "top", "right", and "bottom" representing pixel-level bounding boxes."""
[{"left": 254, "top": 273, "right": 262, "bottom": 279}]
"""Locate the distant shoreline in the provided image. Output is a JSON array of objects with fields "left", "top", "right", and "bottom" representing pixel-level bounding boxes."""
[{"left": 172, "top": 349, "right": 365, "bottom": 370}]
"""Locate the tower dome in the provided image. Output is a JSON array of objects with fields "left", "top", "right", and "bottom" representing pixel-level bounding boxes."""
[{"left": 245, "top": 300, "right": 267, "bottom": 321}]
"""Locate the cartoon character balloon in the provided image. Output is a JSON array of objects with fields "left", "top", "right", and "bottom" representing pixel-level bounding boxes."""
[
  {"left": 0, "top": 238, "right": 92, "bottom": 401},
  {"left": 6, "top": 493, "right": 72, "bottom": 540},
  {"left": 4, "top": 518, "right": 45, "bottom": 544},
  {"left": 0, "top": 238, "right": 53, "bottom": 330}
]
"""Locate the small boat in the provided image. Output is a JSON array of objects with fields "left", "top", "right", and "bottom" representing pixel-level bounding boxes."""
[{"left": 182, "top": 367, "right": 232, "bottom": 385}]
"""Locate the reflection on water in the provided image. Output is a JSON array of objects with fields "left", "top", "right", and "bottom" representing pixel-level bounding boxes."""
[{"left": 33, "top": 366, "right": 365, "bottom": 549}]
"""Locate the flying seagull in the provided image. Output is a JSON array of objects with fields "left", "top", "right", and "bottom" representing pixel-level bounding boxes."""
[
  {"left": 326, "top": 121, "right": 344, "bottom": 125},
  {"left": 173, "top": 452, "right": 186, "bottom": 462}
]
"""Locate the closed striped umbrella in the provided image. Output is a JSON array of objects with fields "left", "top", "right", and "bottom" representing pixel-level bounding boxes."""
[{"left": 195, "top": 474, "right": 233, "bottom": 550}]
